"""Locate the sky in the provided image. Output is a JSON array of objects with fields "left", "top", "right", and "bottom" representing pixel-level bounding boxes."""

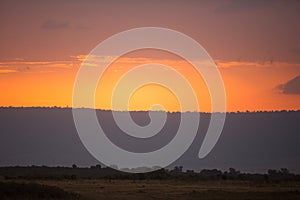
[{"left": 0, "top": 0, "right": 300, "bottom": 112}]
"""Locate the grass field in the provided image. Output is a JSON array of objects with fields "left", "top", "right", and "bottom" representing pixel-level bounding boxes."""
[{"left": 2, "top": 179, "right": 300, "bottom": 200}]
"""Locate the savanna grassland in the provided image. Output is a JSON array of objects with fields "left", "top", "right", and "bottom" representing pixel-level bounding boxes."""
[{"left": 1, "top": 179, "right": 300, "bottom": 200}]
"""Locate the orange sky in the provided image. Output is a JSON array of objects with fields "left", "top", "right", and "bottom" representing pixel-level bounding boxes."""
[
  {"left": 1, "top": 50, "right": 299, "bottom": 112},
  {"left": 1, "top": 1, "right": 300, "bottom": 112}
]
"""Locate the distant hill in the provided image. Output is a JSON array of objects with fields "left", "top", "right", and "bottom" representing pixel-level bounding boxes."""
[{"left": 0, "top": 108, "right": 299, "bottom": 173}]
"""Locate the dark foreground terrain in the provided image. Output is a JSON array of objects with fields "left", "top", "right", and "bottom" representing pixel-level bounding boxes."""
[
  {"left": 1, "top": 179, "right": 300, "bottom": 200},
  {"left": 1, "top": 166, "right": 300, "bottom": 200}
]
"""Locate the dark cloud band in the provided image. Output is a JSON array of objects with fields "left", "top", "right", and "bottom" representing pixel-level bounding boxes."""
[{"left": 277, "top": 75, "right": 300, "bottom": 94}]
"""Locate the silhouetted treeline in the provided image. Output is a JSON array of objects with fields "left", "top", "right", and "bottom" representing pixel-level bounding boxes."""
[
  {"left": 1, "top": 106, "right": 300, "bottom": 113},
  {"left": 1, "top": 166, "right": 299, "bottom": 182}
]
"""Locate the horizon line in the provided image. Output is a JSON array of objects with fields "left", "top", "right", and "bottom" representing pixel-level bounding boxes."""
[{"left": 0, "top": 106, "right": 299, "bottom": 114}]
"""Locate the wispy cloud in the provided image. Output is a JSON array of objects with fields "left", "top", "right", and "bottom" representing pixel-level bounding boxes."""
[
  {"left": 2, "top": 55, "right": 300, "bottom": 75},
  {"left": 72, "top": 55, "right": 300, "bottom": 71},
  {"left": 216, "top": 60, "right": 300, "bottom": 69},
  {"left": 41, "top": 19, "right": 70, "bottom": 30},
  {"left": 0, "top": 69, "right": 18, "bottom": 74},
  {"left": 70, "top": 55, "right": 88, "bottom": 62},
  {"left": 0, "top": 58, "right": 78, "bottom": 74}
]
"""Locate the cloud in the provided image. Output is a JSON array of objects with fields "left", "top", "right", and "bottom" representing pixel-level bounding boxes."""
[
  {"left": 0, "top": 69, "right": 17, "bottom": 74},
  {"left": 0, "top": 59, "right": 77, "bottom": 74},
  {"left": 41, "top": 20, "right": 70, "bottom": 30},
  {"left": 215, "top": 60, "right": 300, "bottom": 69},
  {"left": 277, "top": 75, "right": 300, "bottom": 94}
]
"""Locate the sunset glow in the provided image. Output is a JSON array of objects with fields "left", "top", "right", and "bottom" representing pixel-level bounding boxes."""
[
  {"left": 1, "top": 0, "right": 299, "bottom": 112},
  {"left": 1, "top": 54, "right": 300, "bottom": 112}
]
